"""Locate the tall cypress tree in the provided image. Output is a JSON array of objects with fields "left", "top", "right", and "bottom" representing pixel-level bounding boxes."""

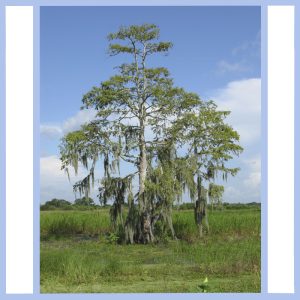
[{"left": 60, "top": 24, "right": 243, "bottom": 243}]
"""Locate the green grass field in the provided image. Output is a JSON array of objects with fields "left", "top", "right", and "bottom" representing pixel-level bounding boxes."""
[{"left": 40, "top": 207, "right": 261, "bottom": 293}]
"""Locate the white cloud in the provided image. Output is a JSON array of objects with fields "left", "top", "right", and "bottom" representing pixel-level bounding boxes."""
[
  {"left": 213, "top": 78, "right": 261, "bottom": 145},
  {"left": 222, "top": 186, "right": 243, "bottom": 203},
  {"left": 243, "top": 156, "right": 261, "bottom": 190},
  {"left": 62, "top": 109, "right": 97, "bottom": 133},
  {"left": 208, "top": 78, "right": 261, "bottom": 203},
  {"left": 217, "top": 60, "right": 251, "bottom": 74},
  {"left": 243, "top": 172, "right": 261, "bottom": 190},
  {"left": 40, "top": 155, "right": 99, "bottom": 203},
  {"left": 40, "top": 109, "right": 97, "bottom": 139},
  {"left": 40, "top": 124, "right": 62, "bottom": 138},
  {"left": 220, "top": 156, "right": 261, "bottom": 203},
  {"left": 40, "top": 155, "right": 73, "bottom": 202}
]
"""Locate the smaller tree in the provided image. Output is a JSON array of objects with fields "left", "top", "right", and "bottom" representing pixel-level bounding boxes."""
[
  {"left": 40, "top": 199, "right": 72, "bottom": 210},
  {"left": 74, "top": 197, "right": 95, "bottom": 206},
  {"left": 168, "top": 101, "right": 243, "bottom": 236},
  {"left": 208, "top": 183, "right": 225, "bottom": 210}
]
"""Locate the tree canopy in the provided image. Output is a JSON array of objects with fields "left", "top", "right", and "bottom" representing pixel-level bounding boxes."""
[
  {"left": 60, "top": 24, "right": 243, "bottom": 243},
  {"left": 40, "top": 199, "right": 72, "bottom": 210},
  {"left": 74, "top": 197, "right": 96, "bottom": 206}
]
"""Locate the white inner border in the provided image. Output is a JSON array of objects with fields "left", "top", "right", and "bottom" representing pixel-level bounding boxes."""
[
  {"left": 268, "top": 5, "right": 295, "bottom": 294},
  {"left": 4, "top": 4, "right": 295, "bottom": 295},
  {"left": 5, "top": 6, "right": 33, "bottom": 294}
]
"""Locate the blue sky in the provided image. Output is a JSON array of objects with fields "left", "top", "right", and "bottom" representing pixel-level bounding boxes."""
[{"left": 40, "top": 6, "right": 261, "bottom": 204}]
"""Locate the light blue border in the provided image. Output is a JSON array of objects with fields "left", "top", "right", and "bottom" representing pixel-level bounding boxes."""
[
  {"left": 0, "top": 2, "right": 6, "bottom": 298},
  {"left": 294, "top": 2, "right": 299, "bottom": 295},
  {"left": 1, "top": 0, "right": 300, "bottom": 6},
  {"left": 0, "top": 0, "right": 298, "bottom": 298},
  {"left": 261, "top": 4, "right": 267, "bottom": 294},
  {"left": 33, "top": 5, "right": 40, "bottom": 295}
]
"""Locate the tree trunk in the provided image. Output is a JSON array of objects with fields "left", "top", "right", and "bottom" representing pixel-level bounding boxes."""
[
  {"left": 166, "top": 213, "right": 176, "bottom": 239},
  {"left": 194, "top": 174, "right": 209, "bottom": 238},
  {"left": 138, "top": 116, "right": 155, "bottom": 243},
  {"left": 138, "top": 135, "right": 147, "bottom": 210},
  {"left": 124, "top": 198, "right": 137, "bottom": 244}
]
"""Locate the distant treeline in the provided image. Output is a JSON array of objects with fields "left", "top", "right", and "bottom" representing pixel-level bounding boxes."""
[
  {"left": 40, "top": 198, "right": 103, "bottom": 211},
  {"left": 40, "top": 198, "right": 261, "bottom": 211},
  {"left": 176, "top": 202, "right": 261, "bottom": 210}
]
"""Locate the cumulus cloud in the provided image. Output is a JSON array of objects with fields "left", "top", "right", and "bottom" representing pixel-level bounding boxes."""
[
  {"left": 213, "top": 78, "right": 261, "bottom": 145},
  {"left": 208, "top": 78, "right": 261, "bottom": 203},
  {"left": 62, "top": 109, "right": 97, "bottom": 133},
  {"left": 220, "top": 156, "right": 261, "bottom": 203},
  {"left": 40, "top": 155, "right": 73, "bottom": 202},
  {"left": 40, "top": 155, "right": 99, "bottom": 203},
  {"left": 40, "top": 109, "right": 97, "bottom": 139}
]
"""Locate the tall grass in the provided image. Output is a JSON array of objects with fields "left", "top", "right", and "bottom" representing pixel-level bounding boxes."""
[
  {"left": 174, "top": 210, "right": 260, "bottom": 239},
  {"left": 40, "top": 210, "right": 111, "bottom": 240},
  {"left": 41, "top": 208, "right": 260, "bottom": 241}
]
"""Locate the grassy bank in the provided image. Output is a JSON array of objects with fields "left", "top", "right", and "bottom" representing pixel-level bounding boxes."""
[{"left": 40, "top": 208, "right": 261, "bottom": 293}]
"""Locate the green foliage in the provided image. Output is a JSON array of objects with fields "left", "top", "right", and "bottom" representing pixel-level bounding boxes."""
[
  {"left": 74, "top": 197, "right": 95, "bottom": 206},
  {"left": 168, "top": 101, "right": 243, "bottom": 182},
  {"left": 105, "top": 233, "right": 120, "bottom": 244},
  {"left": 175, "top": 202, "right": 195, "bottom": 210},
  {"left": 223, "top": 202, "right": 261, "bottom": 210},
  {"left": 40, "top": 199, "right": 72, "bottom": 211},
  {"left": 40, "top": 198, "right": 100, "bottom": 211},
  {"left": 176, "top": 202, "right": 261, "bottom": 211}
]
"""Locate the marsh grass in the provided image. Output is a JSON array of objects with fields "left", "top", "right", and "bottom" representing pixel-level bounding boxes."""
[
  {"left": 40, "top": 210, "right": 112, "bottom": 240},
  {"left": 40, "top": 208, "right": 261, "bottom": 293}
]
